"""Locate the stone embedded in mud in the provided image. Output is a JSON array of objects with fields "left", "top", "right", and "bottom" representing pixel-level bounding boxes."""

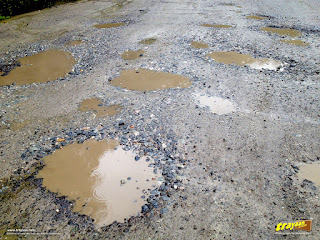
[
  {"left": 93, "top": 22, "right": 125, "bottom": 28},
  {"left": 297, "top": 162, "right": 320, "bottom": 190},
  {"left": 207, "top": 51, "right": 283, "bottom": 71},
  {"left": 37, "top": 139, "right": 159, "bottom": 226},
  {"left": 191, "top": 41, "right": 209, "bottom": 49},
  {"left": 280, "top": 39, "right": 309, "bottom": 46},
  {"left": 110, "top": 68, "right": 192, "bottom": 91},
  {"left": 246, "top": 15, "right": 269, "bottom": 20},
  {"left": 78, "top": 98, "right": 121, "bottom": 117},
  {"left": 0, "top": 50, "right": 76, "bottom": 86},
  {"left": 121, "top": 49, "right": 145, "bottom": 60},
  {"left": 202, "top": 24, "right": 232, "bottom": 28},
  {"left": 261, "top": 27, "right": 301, "bottom": 37},
  {"left": 139, "top": 38, "right": 157, "bottom": 44}
]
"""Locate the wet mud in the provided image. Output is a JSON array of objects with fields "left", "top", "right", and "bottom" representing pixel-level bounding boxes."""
[
  {"left": 121, "top": 50, "right": 145, "bottom": 60},
  {"left": 191, "top": 41, "right": 209, "bottom": 49},
  {"left": 261, "top": 27, "right": 302, "bottom": 37},
  {"left": 78, "top": 98, "right": 121, "bottom": 117}
]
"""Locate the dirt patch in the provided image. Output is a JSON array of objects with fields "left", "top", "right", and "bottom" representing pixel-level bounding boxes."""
[
  {"left": 110, "top": 68, "right": 192, "bottom": 91},
  {"left": 297, "top": 162, "right": 320, "bottom": 189},
  {"left": 191, "top": 41, "right": 209, "bottom": 49},
  {"left": 93, "top": 23, "right": 125, "bottom": 28},
  {"left": 37, "top": 139, "right": 159, "bottom": 227},
  {"left": 139, "top": 38, "right": 157, "bottom": 44},
  {"left": 261, "top": 27, "right": 302, "bottom": 37},
  {"left": 65, "top": 40, "right": 84, "bottom": 46},
  {"left": 280, "top": 39, "right": 309, "bottom": 46},
  {"left": 121, "top": 50, "right": 145, "bottom": 60},
  {"left": 207, "top": 51, "right": 283, "bottom": 70},
  {"left": 78, "top": 98, "right": 121, "bottom": 117},
  {"left": 0, "top": 50, "right": 76, "bottom": 86}
]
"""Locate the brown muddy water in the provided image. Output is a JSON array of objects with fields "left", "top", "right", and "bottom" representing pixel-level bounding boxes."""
[
  {"left": 246, "top": 15, "right": 269, "bottom": 20},
  {"left": 297, "top": 162, "right": 320, "bottom": 190},
  {"left": 0, "top": 50, "right": 76, "bottom": 86},
  {"left": 110, "top": 68, "right": 192, "bottom": 91},
  {"left": 207, "top": 51, "right": 283, "bottom": 70},
  {"left": 201, "top": 24, "right": 232, "bottom": 28},
  {"left": 121, "top": 50, "right": 145, "bottom": 60},
  {"left": 139, "top": 38, "right": 157, "bottom": 45},
  {"left": 260, "top": 27, "right": 302, "bottom": 37},
  {"left": 65, "top": 40, "right": 84, "bottom": 46},
  {"left": 93, "top": 23, "right": 125, "bottom": 28},
  {"left": 37, "top": 139, "right": 160, "bottom": 226},
  {"left": 280, "top": 39, "right": 309, "bottom": 46},
  {"left": 78, "top": 98, "right": 121, "bottom": 117},
  {"left": 191, "top": 41, "right": 209, "bottom": 49}
]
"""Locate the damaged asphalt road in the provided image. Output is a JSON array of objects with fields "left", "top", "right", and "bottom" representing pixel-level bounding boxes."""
[{"left": 0, "top": 0, "right": 319, "bottom": 239}]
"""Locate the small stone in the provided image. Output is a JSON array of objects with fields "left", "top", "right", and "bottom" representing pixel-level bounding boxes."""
[{"left": 120, "top": 179, "right": 126, "bottom": 185}]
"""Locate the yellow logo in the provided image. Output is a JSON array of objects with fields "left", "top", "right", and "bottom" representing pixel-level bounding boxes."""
[{"left": 276, "top": 220, "right": 312, "bottom": 232}]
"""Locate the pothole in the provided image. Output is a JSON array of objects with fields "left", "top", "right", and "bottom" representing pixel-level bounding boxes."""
[
  {"left": 297, "top": 162, "right": 320, "bottom": 190},
  {"left": 246, "top": 15, "right": 269, "bottom": 20},
  {"left": 65, "top": 40, "right": 84, "bottom": 46},
  {"left": 93, "top": 23, "right": 125, "bottom": 28},
  {"left": 280, "top": 39, "right": 309, "bottom": 46},
  {"left": 110, "top": 68, "right": 192, "bottom": 91},
  {"left": 207, "top": 51, "right": 283, "bottom": 70},
  {"left": 9, "top": 120, "right": 31, "bottom": 131},
  {"left": 0, "top": 50, "right": 76, "bottom": 86},
  {"left": 78, "top": 98, "right": 121, "bottom": 117},
  {"left": 191, "top": 41, "right": 209, "bottom": 49},
  {"left": 201, "top": 24, "right": 232, "bottom": 28},
  {"left": 37, "top": 139, "right": 160, "bottom": 227},
  {"left": 261, "top": 27, "right": 301, "bottom": 37},
  {"left": 139, "top": 38, "right": 157, "bottom": 44},
  {"left": 121, "top": 50, "right": 145, "bottom": 60},
  {"left": 194, "top": 94, "right": 236, "bottom": 115}
]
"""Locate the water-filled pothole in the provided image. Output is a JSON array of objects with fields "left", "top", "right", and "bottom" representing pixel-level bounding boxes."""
[
  {"left": 37, "top": 139, "right": 160, "bottom": 226},
  {"left": 246, "top": 15, "right": 269, "bottom": 20},
  {"left": 191, "top": 41, "right": 209, "bottom": 49},
  {"left": 195, "top": 94, "right": 236, "bottom": 115},
  {"left": 110, "top": 68, "right": 192, "bottom": 91},
  {"left": 78, "top": 98, "right": 121, "bottom": 117},
  {"left": 93, "top": 23, "right": 125, "bottom": 28},
  {"left": 261, "top": 27, "right": 301, "bottom": 37},
  {"left": 297, "top": 162, "right": 320, "bottom": 190},
  {"left": 139, "top": 38, "right": 157, "bottom": 45},
  {"left": 121, "top": 50, "right": 145, "bottom": 60},
  {"left": 65, "top": 40, "right": 84, "bottom": 46},
  {"left": 280, "top": 39, "right": 309, "bottom": 46},
  {"left": 207, "top": 51, "right": 283, "bottom": 70},
  {"left": 0, "top": 50, "right": 76, "bottom": 86},
  {"left": 202, "top": 24, "right": 232, "bottom": 28}
]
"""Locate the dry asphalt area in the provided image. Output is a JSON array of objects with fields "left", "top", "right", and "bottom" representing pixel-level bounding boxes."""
[{"left": 0, "top": 0, "right": 319, "bottom": 239}]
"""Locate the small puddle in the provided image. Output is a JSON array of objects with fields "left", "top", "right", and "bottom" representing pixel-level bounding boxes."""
[
  {"left": 297, "top": 162, "right": 320, "bottom": 190},
  {"left": 65, "top": 40, "right": 84, "bottom": 46},
  {"left": 110, "top": 68, "right": 192, "bottom": 91},
  {"left": 139, "top": 38, "right": 157, "bottom": 45},
  {"left": 78, "top": 98, "right": 121, "bottom": 117},
  {"left": 9, "top": 120, "right": 31, "bottom": 131},
  {"left": 246, "top": 15, "right": 269, "bottom": 20},
  {"left": 207, "top": 51, "right": 283, "bottom": 70},
  {"left": 201, "top": 24, "right": 232, "bottom": 28},
  {"left": 93, "top": 23, "right": 125, "bottom": 28},
  {"left": 191, "top": 41, "right": 209, "bottom": 49},
  {"left": 195, "top": 95, "right": 236, "bottom": 115},
  {"left": 261, "top": 27, "right": 301, "bottom": 37},
  {"left": 0, "top": 50, "right": 76, "bottom": 86},
  {"left": 121, "top": 50, "right": 145, "bottom": 60},
  {"left": 280, "top": 39, "right": 309, "bottom": 46},
  {"left": 37, "top": 139, "right": 160, "bottom": 226}
]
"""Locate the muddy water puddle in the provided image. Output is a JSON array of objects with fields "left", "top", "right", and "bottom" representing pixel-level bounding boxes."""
[
  {"left": 37, "top": 139, "right": 160, "bottom": 226},
  {"left": 110, "top": 68, "right": 192, "bottom": 91},
  {"left": 65, "top": 40, "right": 84, "bottom": 46},
  {"left": 261, "top": 27, "right": 301, "bottom": 37},
  {"left": 121, "top": 49, "right": 144, "bottom": 60},
  {"left": 195, "top": 94, "right": 236, "bottom": 115},
  {"left": 246, "top": 15, "right": 269, "bottom": 20},
  {"left": 202, "top": 24, "right": 232, "bottom": 28},
  {"left": 0, "top": 50, "right": 76, "bottom": 86},
  {"left": 280, "top": 39, "right": 309, "bottom": 46},
  {"left": 191, "top": 41, "right": 209, "bottom": 49},
  {"left": 297, "top": 162, "right": 320, "bottom": 190},
  {"left": 139, "top": 38, "right": 157, "bottom": 44},
  {"left": 208, "top": 51, "right": 283, "bottom": 70},
  {"left": 93, "top": 22, "right": 125, "bottom": 28},
  {"left": 78, "top": 98, "right": 121, "bottom": 117}
]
